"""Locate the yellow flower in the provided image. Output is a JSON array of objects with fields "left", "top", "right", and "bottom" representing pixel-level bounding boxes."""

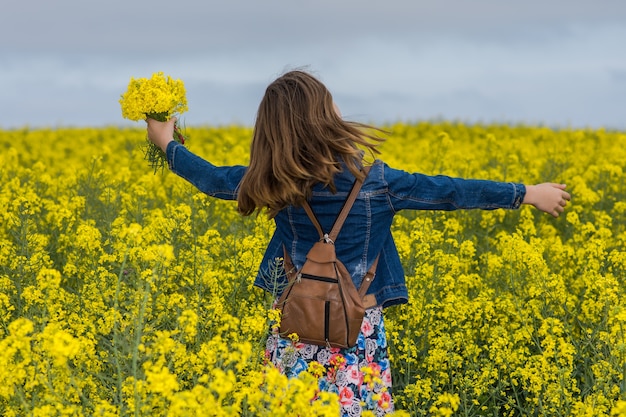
[
  {"left": 429, "top": 392, "right": 460, "bottom": 417},
  {"left": 308, "top": 361, "right": 326, "bottom": 379},
  {"left": 40, "top": 323, "right": 82, "bottom": 367},
  {"left": 612, "top": 400, "right": 626, "bottom": 417},
  {"left": 177, "top": 309, "right": 198, "bottom": 341},
  {"left": 144, "top": 361, "right": 180, "bottom": 398},
  {"left": 119, "top": 72, "right": 188, "bottom": 122},
  {"left": 267, "top": 308, "right": 282, "bottom": 332},
  {"left": 119, "top": 71, "right": 189, "bottom": 171}
]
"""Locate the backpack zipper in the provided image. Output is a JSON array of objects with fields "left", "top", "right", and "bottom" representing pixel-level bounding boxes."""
[
  {"left": 297, "top": 273, "right": 338, "bottom": 283},
  {"left": 324, "top": 301, "right": 330, "bottom": 346}
]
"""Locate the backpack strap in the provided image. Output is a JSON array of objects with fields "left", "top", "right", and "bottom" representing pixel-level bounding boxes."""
[
  {"left": 327, "top": 166, "right": 369, "bottom": 243},
  {"left": 358, "top": 255, "right": 379, "bottom": 298},
  {"left": 301, "top": 166, "right": 380, "bottom": 299},
  {"left": 302, "top": 204, "right": 325, "bottom": 240},
  {"left": 302, "top": 166, "right": 371, "bottom": 243}
]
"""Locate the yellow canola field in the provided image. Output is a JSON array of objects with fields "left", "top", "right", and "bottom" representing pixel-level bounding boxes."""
[{"left": 0, "top": 123, "right": 625, "bottom": 416}]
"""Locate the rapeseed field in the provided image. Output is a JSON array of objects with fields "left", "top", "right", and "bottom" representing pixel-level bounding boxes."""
[{"left": 1, "top": 123, "right": 625, "bottom": 416}]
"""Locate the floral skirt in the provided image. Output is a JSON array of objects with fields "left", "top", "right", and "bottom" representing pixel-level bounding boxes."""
[{"left": 265, "top": 306, "right": 394, "bottom": 416}]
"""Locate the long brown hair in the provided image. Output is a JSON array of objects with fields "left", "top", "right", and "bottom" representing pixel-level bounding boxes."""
[{"left": 237, "top": 70, "right": 385, "bottom": 218}]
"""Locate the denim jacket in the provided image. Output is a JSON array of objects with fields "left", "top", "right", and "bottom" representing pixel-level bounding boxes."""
[{"left": 166, "top": 142, "right": 526, "bottom": 308}]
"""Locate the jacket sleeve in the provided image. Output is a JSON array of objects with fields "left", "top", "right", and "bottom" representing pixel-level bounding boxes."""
[
  {"left": 383, "top": 163, "right": 526, "bottom": 212},
  {"left": 166, "top": 142, "right": 247, "bottom": 200}
]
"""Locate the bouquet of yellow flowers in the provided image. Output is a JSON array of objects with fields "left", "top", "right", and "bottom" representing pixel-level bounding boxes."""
[{"left": 119, "top": 72, "right": 189, "bottom": 172}]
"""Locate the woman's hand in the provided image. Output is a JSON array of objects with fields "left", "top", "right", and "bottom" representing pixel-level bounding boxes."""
[
  {"left": 146, "top": 117, "right": 177, "bottom": 152},
  {"left": 523, "top": 183, "right": 571, "bottom": 217}
]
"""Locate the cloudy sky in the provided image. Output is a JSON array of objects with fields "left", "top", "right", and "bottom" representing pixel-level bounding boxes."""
[{"left": 1, "top": 0, "right": 625, "bottom": 130}]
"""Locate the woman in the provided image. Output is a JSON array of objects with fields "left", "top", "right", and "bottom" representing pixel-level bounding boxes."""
[{"left": 147, "top": 69, "right": 570, "bottom": 416}]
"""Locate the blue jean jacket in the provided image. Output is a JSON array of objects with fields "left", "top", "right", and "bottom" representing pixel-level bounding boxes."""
[{"left": 166, "top": 142, "right": 526, "bottom": 308}]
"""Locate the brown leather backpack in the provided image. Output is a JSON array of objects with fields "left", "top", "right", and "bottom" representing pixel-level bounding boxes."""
[{"left": 277, "top": 168, "right": 379, "bottom": 348}]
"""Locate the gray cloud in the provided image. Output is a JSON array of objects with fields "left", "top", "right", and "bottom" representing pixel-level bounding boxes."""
[
  {"left": 5, "top": 0, "right": 626, "bottom": 53},
  {"left": 1, "top": 0, "right": 625, "bottom": 129}
]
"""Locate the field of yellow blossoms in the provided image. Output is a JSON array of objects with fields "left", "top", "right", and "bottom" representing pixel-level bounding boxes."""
[{"left": 1, "top": 122, "right": 625, "bottom": 416}]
